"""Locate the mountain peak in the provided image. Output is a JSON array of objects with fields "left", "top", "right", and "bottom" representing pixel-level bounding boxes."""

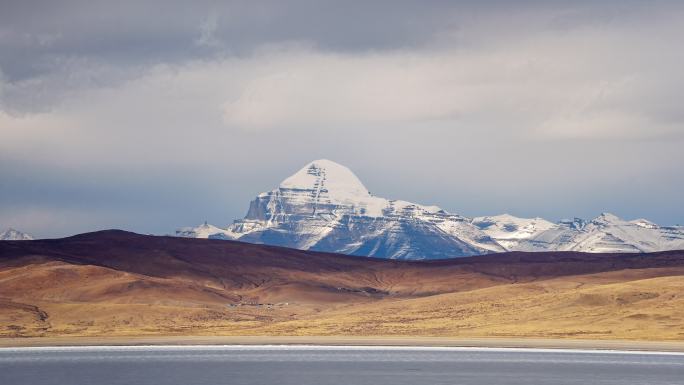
[
  {"left": 279, "top": 159, "right": 371, "bottom": 203},
  {"left": 592, "top": 212, "right": 624, "bottom": 225},
  {"left": 630, "top": 218, "right": 659, "bottom": 229},
  {"left": 0, "top": 228, "right": 33, "bottom": 241},
  {"left": 177, "top": 161, "right": 684, "bottom": 258}
]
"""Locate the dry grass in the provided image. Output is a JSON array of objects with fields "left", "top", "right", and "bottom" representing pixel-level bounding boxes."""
[
  {"left": 1, "top": 231, "right": 684, "bottom": 340},
  {"left": 2, "top": 265, "right": 683, "bottom": 340},
  {"left": 252, "top": 272, "right": 684, "bottom": 340}
]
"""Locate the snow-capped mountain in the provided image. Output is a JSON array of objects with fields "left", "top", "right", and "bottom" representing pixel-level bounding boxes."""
[
  {"left": 515, "top": 213, "right": 684, "bottom": 253},
  {"left": 177, "top": 159, "right": 684, "bottom": 259},
  {"left": 176, "top": 222, "right": 236, "bottom": 239},
  {"left": 0, "top": 228, "right": 33, "bottom": 241},
  {"left": 472, "top": 214, "right": 556, "bottom": 250},
  {"left": 177, "top": 159, "right": 504, "bottom": 259}
]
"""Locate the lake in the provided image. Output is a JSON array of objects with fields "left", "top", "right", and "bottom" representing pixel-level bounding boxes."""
[{"left": 1, "top": 345, "right": 683, "bottom": 385}]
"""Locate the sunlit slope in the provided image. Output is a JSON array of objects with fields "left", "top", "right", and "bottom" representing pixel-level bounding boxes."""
[
  {"left": 1, "top": 230, "right": 683, "bottom": 339},
  {"left": 257, "top": 271, "right": 684, "bottom": 340}
]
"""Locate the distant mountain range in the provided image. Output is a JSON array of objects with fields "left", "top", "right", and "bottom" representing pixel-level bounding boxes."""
[
  {"left": 0, "top": 228, "right": 33, "bottom": 241},
  {"left": 177, "top": 159, "right": 684, "bottom": 260}
]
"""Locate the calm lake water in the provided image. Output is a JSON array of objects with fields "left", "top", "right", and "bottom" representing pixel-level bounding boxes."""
[{"left": 1, "top": 345, "right": 683, "bottom": 385}]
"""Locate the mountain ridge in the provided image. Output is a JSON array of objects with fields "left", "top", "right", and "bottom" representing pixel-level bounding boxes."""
[
  {"left": 0, "top": 228, "right": 33, "bottom": 241},
  {"left": 177, "top": 159, "right": 684, "bottom": 259},
  {"left": 2, "top": 230, "right": 684, "bottom": 338}
]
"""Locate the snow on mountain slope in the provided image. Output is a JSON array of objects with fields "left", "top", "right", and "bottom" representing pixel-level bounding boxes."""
[
  {"left": 176, "top": 159, "right": 684, "bottom": 259},
  {"left": 517, "top": 213, "right": 684, "bottom": 253},
  {"left": 472, "top": 214, "right": 556, "bottom": 250},
  {"left": 309, "top": 214, "right": 494, "bottom": 259},
  {"left": 175, "top": 222, "right": 238, "bottom": 240},
  {"left": 631, "top": 218, "right": 659, "bottom": 229},
  {"left": 0, "top": 228, "right": 33, "bottom": 241},
  {"left": 178, "top": 159, "right": 503, "bottom": 259},
  {"left": 278, "top": 159, "right": 380, "bottom": 212}
]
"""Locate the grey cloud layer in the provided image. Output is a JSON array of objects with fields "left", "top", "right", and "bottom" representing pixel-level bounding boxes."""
[{"left": 1, "top": 1, "right": 683, "bottom": 237}]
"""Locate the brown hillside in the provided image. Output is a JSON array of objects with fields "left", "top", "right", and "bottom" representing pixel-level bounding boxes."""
[{"left": 1, "top": 230, "right": 683, "bottom": 339}]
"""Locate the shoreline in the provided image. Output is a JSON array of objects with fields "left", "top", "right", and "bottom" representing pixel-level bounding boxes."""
[{"left": 2, "top": 336, "right": 684, "bottom": 352}]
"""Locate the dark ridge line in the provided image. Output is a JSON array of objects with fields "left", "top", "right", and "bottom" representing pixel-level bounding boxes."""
[{"left": 1, "top": 229, "right": 683, "bottom": 268}]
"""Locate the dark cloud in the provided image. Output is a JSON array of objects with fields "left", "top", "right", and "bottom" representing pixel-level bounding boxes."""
[
  {"left": 1, "top": 0, "right": 683, "bottom": 237},
  {"left": 0, "top": 1, "right": 458, "bottom": 81},
  {"left": 5, "top": 1, "right": 661, "bottom": 80}
]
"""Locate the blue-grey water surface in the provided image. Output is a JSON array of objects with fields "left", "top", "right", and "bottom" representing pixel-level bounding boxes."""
[{"left": 1, "top": 346, "right": 683, "bottom": 385}]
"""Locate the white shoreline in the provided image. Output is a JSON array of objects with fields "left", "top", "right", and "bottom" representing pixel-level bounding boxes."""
[{"left": 2, "top": 345, "right": 684, "bottom": 355}]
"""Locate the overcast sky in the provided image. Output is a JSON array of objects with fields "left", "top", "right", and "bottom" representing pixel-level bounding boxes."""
[{"left": 1, "top": 0, "right": 683, "bottom": 238}]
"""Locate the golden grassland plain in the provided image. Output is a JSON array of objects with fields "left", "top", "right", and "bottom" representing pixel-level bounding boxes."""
[{"left": 1, "top": 231, "right": 684, "bottom": 343}]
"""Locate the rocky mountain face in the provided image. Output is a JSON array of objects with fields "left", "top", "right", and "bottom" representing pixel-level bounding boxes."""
[
  {"left": 0, "top": 228, "right": 34, "bottom": 241},
  {"left": 177, "top": 159, "right": 684, "bottom": 259},
  {"left": 514, "top": 213, "right": 684, "bottom": 253},
  {"left": 471, "top": 214, "right": 557, "bottom": 250}
]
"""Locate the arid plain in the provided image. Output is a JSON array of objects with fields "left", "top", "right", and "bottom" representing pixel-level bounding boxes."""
[{"left": 1, "top": 230, "right": 684, "bottom": 341}]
